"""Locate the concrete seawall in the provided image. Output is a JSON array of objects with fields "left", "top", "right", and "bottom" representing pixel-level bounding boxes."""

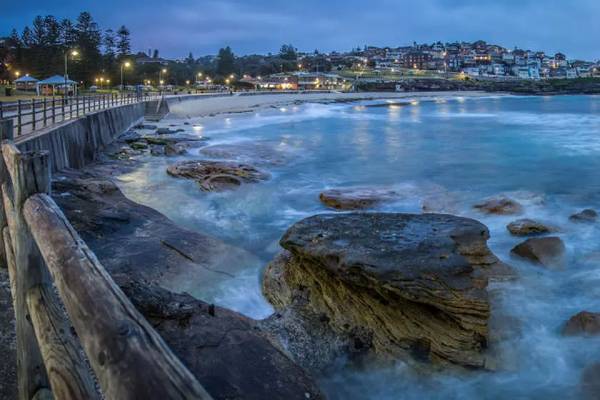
[{"left": 15, "top": 102, "right": 145, "bottom": 172}]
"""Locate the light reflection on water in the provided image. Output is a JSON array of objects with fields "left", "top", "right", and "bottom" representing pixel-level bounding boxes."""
[{"left": 116, "top": 95, "right": 600, "bottom": 399}]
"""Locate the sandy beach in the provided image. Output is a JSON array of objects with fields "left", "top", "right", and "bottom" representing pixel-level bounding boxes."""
[{"left": 166, "top": 90, "right": 498, "bottom": 118}]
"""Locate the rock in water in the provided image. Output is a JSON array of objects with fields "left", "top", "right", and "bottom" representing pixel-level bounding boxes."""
[
  {"left": 510, "top": 236, "right": 566, "bottom": 269},
  {"left": 263, "top": 213, "right": 510, "bottom": 370},
  {"left": 166, "top": 160, "right": 269, "bottom": 191},
  {"left": 569, "top": 209, "right": 598, "bottom": 223},
  {"left": 506, "top": 219, "right": 555, "bottom": 236},
  {"left": 474, "top": 196, "right": 523, "bottom": 215},
  {"left": 319, "top": 187, "right": 399, "bottom": 210},
  {"left": 582, "top": 363, "right": 600, "bottom": 400},
  {"left": 562, "top": 311, "right": 600, "bottom": 336}
]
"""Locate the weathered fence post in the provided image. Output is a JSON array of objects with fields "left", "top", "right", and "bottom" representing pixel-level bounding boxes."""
[
  {"left": 0, "top": 118, "right": 14, "bottom": 268},
  {"left": 1, "top": 142, "right": 52, "bottom": 400}
]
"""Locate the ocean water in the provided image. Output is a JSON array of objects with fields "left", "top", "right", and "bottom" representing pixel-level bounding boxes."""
[{"left": 116, "top": 94, "right": 600, "bottom": 399}]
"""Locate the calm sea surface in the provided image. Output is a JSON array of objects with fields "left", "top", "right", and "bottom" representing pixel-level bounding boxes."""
[{"left": 117, "top": 94, "right": 600, "bottom": 399}]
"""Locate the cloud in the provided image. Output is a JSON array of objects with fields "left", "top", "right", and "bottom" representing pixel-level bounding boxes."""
[{"left": 3, "top": 0, "right": 599, "bottom": 60}]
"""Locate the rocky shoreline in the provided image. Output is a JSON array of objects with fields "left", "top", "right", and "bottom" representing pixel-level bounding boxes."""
[{"left": 2, "top": 99, "right": 600, "bottom": 399}]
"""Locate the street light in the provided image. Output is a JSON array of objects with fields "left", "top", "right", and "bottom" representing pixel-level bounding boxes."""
[
  {"left": 120, "top": 61, "right": 131, "bottom": 91},
  {"left": 64, "top": 49, "right": 79, "bottom": 97},
  {"left": 159, "top": 68, "right": 167, "bottom": 89}
]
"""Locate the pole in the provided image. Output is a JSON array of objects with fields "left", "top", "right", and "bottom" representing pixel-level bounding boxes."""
[
  {"left": 64, "top": 51, "right": 68, "bottom": 100},
  {"left": 120, "top": 64, "right": 124, "bottom": 92}
]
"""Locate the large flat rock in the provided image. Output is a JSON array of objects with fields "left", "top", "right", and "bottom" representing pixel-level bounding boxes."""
[
  {"left": 263, "top": 213, "right": 510, "bottom": 370},
  {"left": 51, "top": 167, "right": 324, "bottom": 400}
]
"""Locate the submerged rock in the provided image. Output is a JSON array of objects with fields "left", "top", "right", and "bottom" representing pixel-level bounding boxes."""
[
  {"left": 263, "top": 213, "right": 511, "bottom": 370},
  {"left": 569, "top": 209, "right": 598, "bottom": 223},
  {"left": 510, "top": 236, "right": 566, "bottom": 269},
  {"left": 200, "top": 142, "right": 291, "bottom": 166},
  {"left": 134, "top": 123, "right": 158, "bottom": 130},
  {"left": 562, "top": 311, "right": 600, "bottom": 336},
  {"left": 167, "top": 160, "right": 269, "bottom": 191},
  {"left": 156, "top": 127, "right": 184, "bottom": 135},
  {"left": 582, "top": 363, "right": 600, "bottom": 400},
  {"left": 120, "top": 130, "right": 143, "bottom": 143},
  {"left": 165, "top": 142, "right": 188, "bottom": 156},
  {"left": 319, "top": 187, "right": 399, "bottom": 210},
  {"left": 474, "top": 196, "right": 523, "bottom": 215},
  {"left": 130, "top": 141, "right": 148, "bottom": 150},
  {"left": 506, "top": 219, "right": 555, "bottom": 236}
]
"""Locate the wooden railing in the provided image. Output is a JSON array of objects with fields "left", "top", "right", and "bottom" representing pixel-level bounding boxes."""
[
  {"left": 0, "top": 119, "right": 213, "bottom": 399},
  {"left": 0, "top": 92, "right": 160, "bottom": 136}
]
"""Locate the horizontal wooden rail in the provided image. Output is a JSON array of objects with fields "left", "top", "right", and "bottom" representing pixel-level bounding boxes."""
[{"left": 23, "top": 193, "right": 212, "bottom": 400}]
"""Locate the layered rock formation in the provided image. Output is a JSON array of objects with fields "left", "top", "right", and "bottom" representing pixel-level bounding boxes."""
[
  {"left": 51, "top": 168, "right": 324, "bottom": 400},
  {"left": 506, "top": 219, "right": 555, "bottom": 236},
  {"left": 319, "top": 187, "right": 399, "bottom": 210},
  {"left": 167, "top": 160, "right": 269, "bottom": 191},
  {"left": 263, "top": 213, "right": 511, "bottom": 370},
  {"left": 511, "top": 236, "right": 566, "bottom": 269}
]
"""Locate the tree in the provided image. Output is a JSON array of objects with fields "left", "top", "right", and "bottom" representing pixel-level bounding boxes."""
[
  {"left": 216, "top": 46, "right": 235, "bottom": 76},
  {"left": 186, "top": 52, "right": 195, "bottom": 65},
  {"left": 152, "top": 49, "right": 159, "bottom": 59},
  {"left": 279, "top": 44, "right": 297, "bottom": 61},
  {"left": 116, "top": 25, "right": 130, "bottom": 57},
  {"left": 60, "top": 19, "right": 77, "bottom": 47},
  {"left": 74, "top": 12, "right": 102, "bottom": 84}
]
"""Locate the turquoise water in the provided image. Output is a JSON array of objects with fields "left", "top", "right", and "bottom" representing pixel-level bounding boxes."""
[{"left": 118, "top": 94, "right": 600, "bottom": 399}]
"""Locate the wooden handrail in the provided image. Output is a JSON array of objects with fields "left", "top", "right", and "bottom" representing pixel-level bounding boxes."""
[
  {"left": 23, "top": 193, "right": 213, "bottom": 400},
  {"left": 0, "top": 130, "right": 213, "bottom": 399}
]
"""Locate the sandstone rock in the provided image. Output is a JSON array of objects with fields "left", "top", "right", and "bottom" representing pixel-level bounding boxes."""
[
  {"left": 51, "top": 170, "right": 323, "bottom": 400},
  {"left": 130, "top": 141, "right": 148, "bottom": 150},
  {"left": 120, "top": 130, "right": 143, "bottom": 143},
  {"left": 510, "top": 236, "right": 566, "bottom": 269},
  {"left": 120, "top": 281, "right": 324, "bottom": 400},
  {"left": 562, "top": 311, "right": 600, "bottom": 336},
  {"left": 165, "top": 142, "right": 188, "bottom": 156},
  {"left": 582, "top": 363, "right": 600, "bottom": 400},
  {"left": 569, "top": 209, "right": 598, "bottom": 223},
  {"left": 318, "top": 187, "right": 399, "bottom": 210},
  {"left": 166, "top": 160, "right": 269, "bottom": 191},
  {"left": 263, "top": 213, "right": 510, "bottom": 370},
  {"left": 134, "top": 123, "right": 158, "bottom": 130},
  {"left": 506, "top": 219, "right": 555, "bottom": 236},
  {"left": 156, "top": 127, "right": 184, "bottom": 135},
  {"left": 474, "top": 196, "right": 523, "bottom": 215}
]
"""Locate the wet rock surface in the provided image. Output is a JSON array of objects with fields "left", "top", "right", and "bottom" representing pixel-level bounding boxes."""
[
  {"left": 120, "top": 280, "right": 323, "bottom": 400},
  {"left": 582, "top": 363, "right": 600, "bottom": 400},
  {"left": 167, "top": 160, "right": 270, "bottom": 191},
  {"left": 474, "top": 196, "right": 523, "bottom": 215},
  {"left": 51, "top": 168, "right": 324, "bottom": 400},
  {"left": 510, "top": 236, "right": 566, "bottom": 269},
  {"left": 319, "top": 187, "right": 399, "bottom": 210},
  {"left": 263, "top": 213, "right": 511, "bottom": 370},
  {"left": 570, "top": 209, "right": 598, "bottom": 223},
  {"left": 562, "top": 311, "right": 600, "bottom": 336},
  {"left": 506, "top": 218, "right": 555, "bottom": 236}
]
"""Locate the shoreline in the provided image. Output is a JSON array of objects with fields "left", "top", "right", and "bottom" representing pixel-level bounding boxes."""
[{"left": 166, "top": 90, "right": 505, "bottom": 120}]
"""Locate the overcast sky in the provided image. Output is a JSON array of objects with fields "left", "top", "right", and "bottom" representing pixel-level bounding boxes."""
[{"left": 3, "top": 0, "right": 599, "bottom": 60}]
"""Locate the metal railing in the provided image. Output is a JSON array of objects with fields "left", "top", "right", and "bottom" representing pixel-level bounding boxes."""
[{"left": 0, "top": 92, "right": 160, "bottom": 136}]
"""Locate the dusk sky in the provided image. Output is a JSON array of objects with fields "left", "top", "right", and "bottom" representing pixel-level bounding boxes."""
[{"left": 3, "top": 0, "right": 599, "bottom": 60}]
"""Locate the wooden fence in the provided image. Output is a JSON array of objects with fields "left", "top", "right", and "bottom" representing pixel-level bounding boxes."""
[
  {"left": 0, "top": 119, "right": 213, "bottom": 399},
  {"left": 0, "top": 92, "right": 160, "bottom": 137}
]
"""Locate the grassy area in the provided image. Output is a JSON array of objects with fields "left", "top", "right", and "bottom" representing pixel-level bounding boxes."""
[{"left": 0, "top": 85, "right": 47, "bottom": 102}]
